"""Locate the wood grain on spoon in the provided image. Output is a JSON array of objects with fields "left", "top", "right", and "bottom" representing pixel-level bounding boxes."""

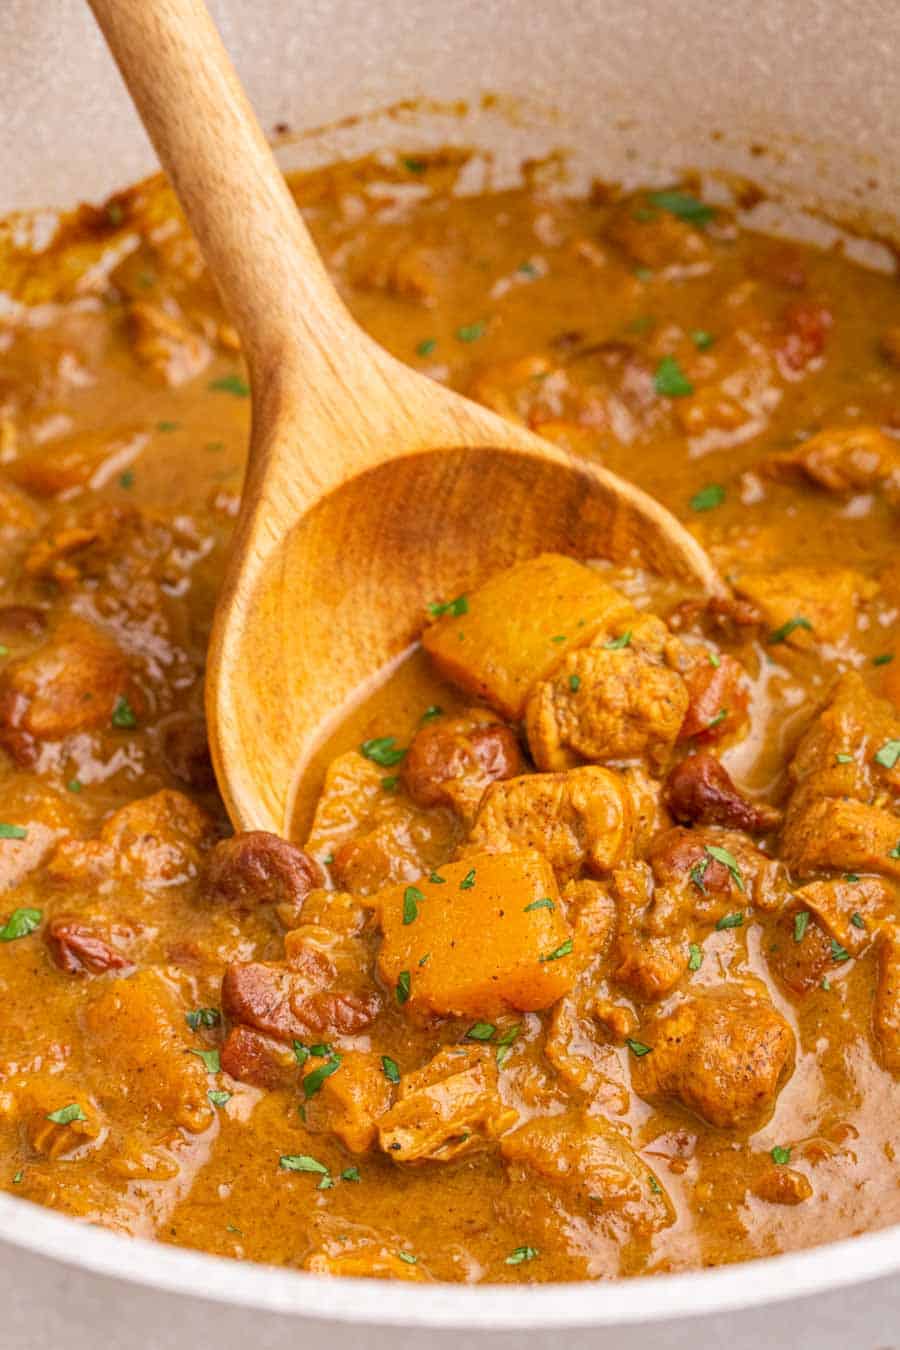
[{"left": 87, "top": 0, "right": 724, "bottom": 835}]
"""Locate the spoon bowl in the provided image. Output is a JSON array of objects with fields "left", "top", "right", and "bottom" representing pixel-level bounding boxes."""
[{"left": 89, "top": 0, "right": 724, "bottom": 836}]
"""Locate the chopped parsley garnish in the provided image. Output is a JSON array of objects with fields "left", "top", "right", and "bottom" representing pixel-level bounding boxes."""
[
  {"left": 402, "top": 886, "right": 424, "bottom": 925},
  {"left": 793, "top": 911, "right": 810, "bottom": 943},
  {"left": 495, "top": 1024, "right": 520, "bottom": 1068},
  {"left": 771, "top": 1145, "right": 791, "bottom": 1166},
  {"left": 381, "top": 776, "right": 398, "bottom": 791},
  {"left": 396, "top": 971, "right": 411, "bottom": 1005},
  {"left": 873, "top": 653, "right": 895, "bottom": 666},
  {"left": 821, "top": 977, "right": 831, "bottom": 991},
  {"left": 429, "top": 872, "right": 446, "bottom": 885},
  {"left": 12, "top": 1171, "right": 22, "bottom": 1184},
  {"left": 539, "top": 938, "right": 573, "bottom": 963},
  {"left": 190, "top": 1048, "right": 221, "bottom": 1073},
  {"left": 359, "top": 736, "right": 406, "bottom": 766},
  {"left": 209, "top": 373, "right": 250, "bottom": 397},
  {"left": 517, "top": 260, "right": 539, "bottom": 278},
  {"left": 690, "top": 858, "right": 710, "bottom": 894},
  {"left": 768, "top": 616, "right": 813, "bottom": 645},
  {"left": 705, "top": 844, "right": 746, "bottom": 892},
  {"left": 648, "top": 1175, "right": 663, "bottom": 1194},
  {"left": 302, "top": 1055, "right": 342, "bottom": 1098},
  {"left": 0, "top": 908, "right": 42, "bottom": 942},
  {"left": 66, "top": 779, "right": 83, "bottom": 793},
  {"left": 382, "top": 1056, "right": 401, "bottom": 1084},
  {"left": 835, "top": 753, "right": 854, "bottom": 764},
  {"left": 708, "top": 650, "right": 721, "bottom": 668},
  {"left": 341, "top": 1167, "right": 361, "bottom": 1182},
  {"left": 396, "top": 1251, "right": 418, "bottom": 1265},
  {"left": 280, "top": 1153, "right": 329, "bottom": 1176},
  {"left": 186, "top": 1007, "right": 220, "bottom": 1031},
  {"left": 654, "top": 355, "right": 694, "bottom": 398},
  {"left": 604, "top": 631, "right": 632, "bottom": 650},
  {"left": 208, "top": 1089, "right": 232, "bottom": 1108},
  {"left": 715, "top": 911, "right": 744, "bottom": 931},
  {"left": 111, "top": 696, "right": 137, "bottom": 729},
  {"left": 647, "top": 190, "right": 714, "bottom": 225},
  {"left": 688, "top": 942, "right": 703, "bottom": 971},
  {"left": 706, "top": 708, "right": 728, "bottom": 729},
  {"left": 830, "top": 939, "right": 850, "bottom": 963},
  {"left": 118, "top": 469, "right": 135, "bottom": 490},
  {"left": 0, "top": 823, "right": 28, "bottom": 841},
  {"left": 691, "top": 329, "right": 715, "bottom": 350},
  {"left": 322, "top": 854, "right": 334, "bottom": 866},
  {"left": 524, "top": 897, "right": 555, "bottom": 912},
  {"left": 889, "top": 841, "right": 900, "bottom": 860},
  {"left": 626, "top": 1038, "right": 652, "bottom": 1058},
  {"left": 156, "top": 420, "right": 179, "bottom": 432},
  {"left": 456, "top": 320, "right": 487, "bottom": 343},
  {"left": 293, "top": 1041, "right": 309, "bottom": 1065},
  {"left": 844, "top": 873, "right": 861, "bottom": 883},
  {"left": 106, "top": 202, "right": 124, "bottom": 226},
  {"left": 416, "top": 337, "right": 437, "bottom": 357},
  {"left": 505, "top": 1245, "right": 539, "bottom": 1265},
  {"left": 851, "top": 912, "right": 866, "bottom": 929},
  {"left": 465, "top": 1022, "right": 496, "bottom": 1042},
  {"left": 402, "top": 157, "right": 427, "bottom": 174},
  {"left": 689, "top": 483, "right": 726, "bottom": 512},
  {"left": 875, "top": 739, "right": 900, "bottom": 769},
  {"left": 421, "top": 704, "right": 443, "bottom": 721},
  {"left": 418, "top": 952, "right": 430, "bottom": 967},
  {"left": 459, "top": 869, "right": 476, "bottom": 890},
  {"left": 568, "top": 674, "right": 581, "bottom": 692},
  {"left": 47, "top": 1103, "right": 87, "bottom": 1126},
  {"left": 427, "top": 594, "right": 468, "bottom": 618},
  {"left": 309, "top": 1043, "right": 332, "bottom": 1057}
]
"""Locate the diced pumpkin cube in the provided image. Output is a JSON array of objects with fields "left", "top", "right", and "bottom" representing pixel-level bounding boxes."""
[
  {"left": 371, "top": 851, "right": 574, "bottom": 1018},
  {"left": 422, "top": 553, "right": 634, "bottom": 719}
]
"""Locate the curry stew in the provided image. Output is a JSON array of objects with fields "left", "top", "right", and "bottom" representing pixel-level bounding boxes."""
[{"left": 2, "top": 152, "right": 900, "bottom": 1282}]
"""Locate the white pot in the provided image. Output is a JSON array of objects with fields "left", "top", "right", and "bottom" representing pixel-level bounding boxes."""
[{"left": 2, "top": 2, "right": 899, "bottom": 1345}]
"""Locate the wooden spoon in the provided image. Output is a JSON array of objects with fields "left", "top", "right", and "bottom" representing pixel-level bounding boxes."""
[{"left": 89, "top": 0, "right": 724, "bottom": 835}]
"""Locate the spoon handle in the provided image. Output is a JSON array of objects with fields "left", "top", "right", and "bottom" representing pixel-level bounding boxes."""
[{"left": 88, "top": 0, "right": 356, "bottom": 386}]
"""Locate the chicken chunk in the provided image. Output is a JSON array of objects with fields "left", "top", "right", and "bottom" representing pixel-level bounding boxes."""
[
  {"left": 632, "top": 991, "right": 795, "bottom": 1129},
  {"left": 783, "top": 796, "right": 900, "bottom": 880},
  {"left": 372, "top": 851, "right": 573, "bottom": 1019},
  {"left": 127, "top": 298, "right": 211, "bottom": 385},
  {"left": 400, "top": 708, "right": 524, "bottom": 821},
  {"left": 378, "top": 1046, "right": 517, "bottom": 1162},
  {"left": 306, "top": 1050, "right": 393, "bottom": 1153},
  {"left": 525, "top": 613, "right": 691, "bottom": 773},
  {"left": 422, "top": 553, "right": 635, "bottom": 719},
  {"left": 465, "top": 765, "right": 647, "bottom": 881},
  {"left": 48, "top": 789, "right": 215, "bottom": 888},
  {"left": 763, "top": 424, "right": 900, "bottom": 503},
  {"left": 606, "top": 193, "right": 712, "bottom": 269},
  {"left": 733, "top": 567, "right": 877, "bottom": 649}
]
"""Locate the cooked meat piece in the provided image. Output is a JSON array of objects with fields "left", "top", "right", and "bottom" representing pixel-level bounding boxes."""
[
  {"left": 204, "top": 831, "right": 324, "bottom": 919},
  {"left": 306, "top": 1050, "right": 393, "bottom": 1153},
  {"left": 44, "top": 916, "right": 132, "bottom": 975},
  {"left": 788, "top": 876, "right": 891, "bottom": 956},
  {"left": 400, "top": 707, "right": 524, "bottom": 820},
  {"left": 465, "top": 765, "right": 644, "bottom": 881},
  {"left": 0, "top": 605, "right": 46, "bottom": 637},
  {"left": 84, "top": 970, "right": 214, "bottom": 1133},
  {"left": 127, "top": 298, "right": 211, "bottom": 385},
  {"left": 733, "top": 567, "right": 877, "bottom": 649},
  {"left": 525, "top": 613, "right": 691, "bottom": 773},
  {"left": 647, "top": 825, "right": 789, "bottom": 917},
  {"left": 220, "top": 1025, "right": 297, "bottom": 1089},
  {"left": 763, "top": 424, "right": 900, "bottom": 503},
  {"left": 751, "top": 1165, "right": 813, "bottom": 1206},
  {"left": 766, "top": 907, "right": 834, "bottom": 994},
  {"left": 774, "top": 300, "right": 832, "bottom": 376},
  {"left": 372, "top": 851, "right": 573, "bottom": 1019},
  {"left": 787, "top": 672, "right": 900, "bottom": 804},
  {"left": 0, "top": 618, "right": 132, "bottom": 765},
  {"left": 48, "top": 789, "right": 215, "bottom": 888},
  {"left": 874, "top": 927, "right": 900, "bottom": 1074},
  {"left": 782, "top": 796, "right": 900, "bottom": 880},
  {"left": 159, "top": 713, "right": 216, "bottom": 790},
  {"left": 665, "top": 754, "right": 780, "bottom": 832},
  {"left": 632, "top": 990, "right": 795, "bottom": 1129},
  {"left": 422, "top": 553, "right": 635, "bottom": 720},
  {"left": 678, "top": 653, "right": 749, "bottom": 742},
  {"left": 294, "top": 886, "right": 369, "bottom": 937},
  {"left": 606, "top": 194, "right": 711, "bottom": 268},
  {"left": 378, "top": 1045, "right": 516, "bottom": 1162},
  {"left": 611, "top": 862, "right": 691, "bottom": 1001}
]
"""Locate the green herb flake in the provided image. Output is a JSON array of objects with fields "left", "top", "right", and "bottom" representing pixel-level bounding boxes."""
[
  {"left": 634, "top": 267, "right": 653, "bottom": 282},
  {"left": 111, "top": 696, "right": 137, "bottom": 729},
  {"left": 421, "top": 704, "right": 443, "bottom": 721},
  {"left": 495, "top": 1024, "right": 520, "bottom": 1068},
  {"left": 851, "top": 912, "right": 866, "bottom": 929},
  {"left": 0, "top": 908, "right": 42, "bottom": 942},
  {"left": 691, "top": 329, "right": 715, "bottom": 350},
  {"left": 505, "top": 1245, "right": 539, "bottom": 1265},
  {"left": 647, "top": 190, "right": 714, "bottom": 225},
  {"left": 793, "top": 910, "right": 810, "bottom": 943},
  {"left": 465, "top": 1022, "right": 496, "bottom": 1042},
  {"left": 381, "top": 776, "right": 399, "bottom": 792},
  {"left": 292, "top": 1040, "right": 309, "bottom": 1066},
  {"left": 568, "top": 674, "right": 581, "bottom": 692},
  {"left": 156, "top": 420, "right": 179, "bottom": 432},
  {"left": 688, "top": 942, "right": 703, "bottom": 971},
  {"left": 835, "top": 753, "right": 854, "bottom": 764},
  {"left": 382, "top": 1056, "right": 401, "bottom": 1084},
  {"left": 0, "top": 646, "right": 8, "bottom": 657},
  {"left": 416, "top": 337, "right": 437, "bottom": 357},
  {"left": 875, "top": 739, "right": 900, "bottom": 769},
  {"left": 0, "top": 823, "right": 28, "bottom": 840},
  {"left": 279, "top": 1153, "right": 329, "bottom": 1176},
  {"left": 524, "top": 897, "right": 555, "bottom": 913},
  {"left": 873, "top": 653, "right": 895, "bottom": 667},
  {"left": 768, "top": 616, "right": 813, "bottom": 645},
  {"left": 106, "top": 202, "right": 124, "bottom": 226},
  {"left": 689, "top": 482, "right": 726, "bottom": 512},
  {"left": 209, "top": 373, "right": 250, "bottom": 397},
  {"left": 715, "top": 911, "right": 744, "bottom": 931},
  {"left": 302, "top": 1055, "right": 343, "bottom": 1099},
  {"left": 539, "top": 938, "right": 573, "bottom": 963},
  {"left": 626, "top": 1038, "right": 652, "bottom": 1058},
  {"left": 771, "top": 1145, "right": 792, "bottom": 1166},
  {"left": 66, "top": 779, "right": 83, "bottom": 794},
  {"left": 46, "top": 1103, "right": 87, "bottom": 1126},
  {"left": 396, "top": 1251, "right": 418, "bottom": 1265},
  {"left": 402, "top": 157, "right": 427, "bottom": 174},
  {"left": 186, "top": 1007, "right": 220, "bottom": 1031},
  {"left": 427, "top": 594, "right": 468, "bottom": 618},
  {"left": 190, "top": 1048, "right": 221, "bottom": 1073},
  {"left": 517, "top": 260, "right": 540, "bottom": 278},
  {"left": 706, "top": 708, "right": 728, "bottom": 730},
  {"left": 821, "top": 977, "right": 832, "bottom": 991},
  {"left": 309, "top": 1043, "right": 333, "bottom": 1058},
  {"left": 705, "top": 844, "right": 746, "bottom": 892},
  {"left": 459, "top": 869, "right": 476, "bottom": 890},
  {"left": 396, "top": 971, "right": 411, "bottom": 1005},
  {"left": 456, "top": 320, "right": 487, "bottom": 343},
  {"left": 417, "top": 952, "right": 430, "bottom": 967},
  {"left": 428, "top": 872, "right": 446, "bottom": 885},
  {"left": 604, "top": 631, "right": 632, "bottom": 650},
  {"left": 654, "top": 355, "right": 694, "bottom": 398},
  {"left": 831, "top": 939, "right": 851, "bottom": 964},
  {"left": 322, "top": 854, "right": 334, "bottom": 866},
  {"left": 341, "top": 1167, "right": 361, "bottom": 1183},
  {"left": 690, "top": 857, "right": 710, "bottom": 894},
  {"left": 402, "top": 886, "right": 424, "bottom": 926},
  {"left": 118, "top": 469, "right": 135, "bottom": 490},
  {"left": 844, "top": 873, "right": 861, "bottom": 883},
  {"left": 359, "top": 736, "right": 406, "bottom": 767},
  {"left": 12, "top": 1171, "right": 23, "bottom": 1184},
  {"left": 708, "top": 650, "right": 721, "bottom": 668},
  {"left": 208, "top": 1089, "right": 232, "bottom": 1108}
]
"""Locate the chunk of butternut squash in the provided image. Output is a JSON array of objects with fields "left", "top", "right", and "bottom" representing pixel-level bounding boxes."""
[
  {"left": 422, "top": 553, "right": 634, "bottom": 719},
  {"left": 371, "top": 851, "right": 574, "bottom": 1018}
]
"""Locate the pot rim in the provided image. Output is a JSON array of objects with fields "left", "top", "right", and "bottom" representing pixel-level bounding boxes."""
[{"left": 1, "top": 1192, "right": 897, "bottom": 1327}]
